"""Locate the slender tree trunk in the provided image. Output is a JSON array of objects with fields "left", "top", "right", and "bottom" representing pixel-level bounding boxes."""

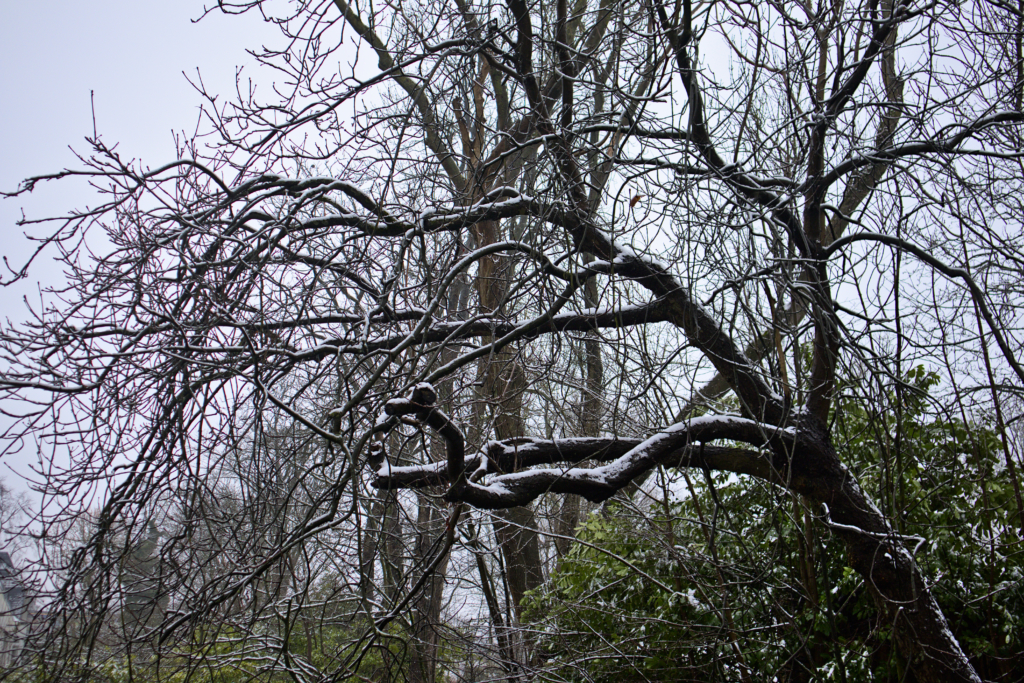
[
  {"left": 465, "top": 523, "right": 520, "bottom": 682},
  {"left": 555, "top": 266, "right": 603, "bottom": 557},
  {"left": 358, "top": 491, "right": 382, "bottom": 611},
  {"left": 408, "top": 493, "right": 450, "bottom": 683},
  {"left": 471, "top": 218, "right": 545, "bottom": 669}
]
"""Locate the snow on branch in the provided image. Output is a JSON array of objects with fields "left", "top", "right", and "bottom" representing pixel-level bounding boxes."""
[{"left": 369, "top": 387, "right": 782, "bottom": 508}]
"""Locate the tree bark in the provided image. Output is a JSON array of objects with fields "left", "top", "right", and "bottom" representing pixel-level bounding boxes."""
[
  {"left": 407, "top": 494, "right": 450, "bottom": 683},
  {"left": 782, "top": 418, "right": 980, "bottom": 683}
]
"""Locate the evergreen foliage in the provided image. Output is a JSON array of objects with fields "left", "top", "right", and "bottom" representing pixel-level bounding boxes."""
[{"left": 529, "top": 369, "right": 1024, "bottom": 682}]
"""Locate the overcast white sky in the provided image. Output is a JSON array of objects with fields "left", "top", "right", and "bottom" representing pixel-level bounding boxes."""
[{"left": 1, "top": 1, "right": 280, "bottom": 493}]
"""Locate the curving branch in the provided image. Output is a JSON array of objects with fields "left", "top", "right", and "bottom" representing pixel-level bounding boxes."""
[
  {"left": 370, "top": 386, "right": 778, "bottom": 508},
  {"left": 332, "top": 0, "right": 467, "bottom": 189},
  {"left": 826, "top": 231, "right": 1024, "bottom": 386}
]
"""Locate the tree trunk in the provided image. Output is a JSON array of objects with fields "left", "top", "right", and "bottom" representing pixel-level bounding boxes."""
[
  {"left": 555, "top": 268, "right": 603, "bottom": 557},
  {"left": 471, "top": 217, "right": 545, "bottom": 669},
  {"left": 786, "top": 418, "right": 980, "bottom": 683},
  {"left": 407, "top": 494, "right": 450, "bottom": 683}
]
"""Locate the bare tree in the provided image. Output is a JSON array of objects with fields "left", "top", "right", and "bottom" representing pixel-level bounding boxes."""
[{"left": 3, "top": 0, "right": 1024, "bottom": 681}]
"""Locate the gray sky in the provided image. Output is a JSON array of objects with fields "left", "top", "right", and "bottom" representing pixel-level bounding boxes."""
[{"left": 0, "top": 1, "right": 277, "bottom": 492}]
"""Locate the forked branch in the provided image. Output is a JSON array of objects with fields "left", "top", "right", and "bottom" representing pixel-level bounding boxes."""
[{"left": 370, "top": 386, "right": 778, "bottom": 508}]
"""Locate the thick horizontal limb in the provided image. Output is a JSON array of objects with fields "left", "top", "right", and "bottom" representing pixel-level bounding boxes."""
[
  {"left": 370, "top": 387, "right": 778, "bottom": 508},
  {"left": 373, "top": 435, "right": 768, "bottom": 494}
]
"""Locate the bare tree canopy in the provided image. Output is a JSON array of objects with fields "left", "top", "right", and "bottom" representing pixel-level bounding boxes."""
[{"left": 3, "top": 0, "right": 1024, "bottom": 681}]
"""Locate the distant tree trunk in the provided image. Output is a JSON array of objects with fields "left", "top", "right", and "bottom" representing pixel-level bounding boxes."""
[
  {"left": 555, "top": 262, "right": 604, "bottom": 557},
  {"left": 407, "top": 329, "right": 464, "bottom": 683},
  {"left": 407, "top": 493, "right": 450, "bottom": 683},
  {"left": 464, "top": 523, "right": 519, "bottom": 682},
  {"left": 358, "top": 492, "right": 382, "bottom": 611},
  {"left": 471, "top": 217, "right": 544, "bottom": 668},
  {"left": 382, "top": 488, "right": 405, "bottom": 610}
]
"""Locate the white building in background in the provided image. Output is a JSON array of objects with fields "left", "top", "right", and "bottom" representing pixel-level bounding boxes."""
[{"left": 0, "top": 552, "right": 26, "bottom": 668}]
